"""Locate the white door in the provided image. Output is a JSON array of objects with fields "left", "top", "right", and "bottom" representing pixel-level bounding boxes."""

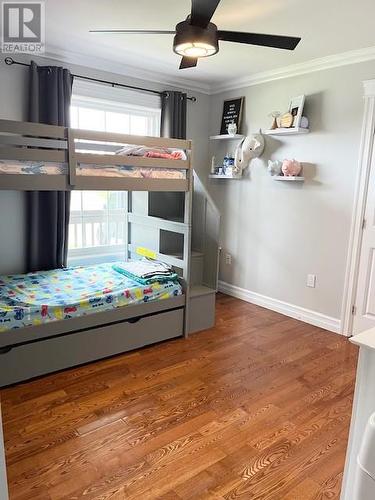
[{"left": 353, "top": 146, "right": 375, "bottom": 334}]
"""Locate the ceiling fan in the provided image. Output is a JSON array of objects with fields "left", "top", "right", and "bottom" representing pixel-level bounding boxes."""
[{"left": 90, "top": 0, "right": 301, "bottom": 70}]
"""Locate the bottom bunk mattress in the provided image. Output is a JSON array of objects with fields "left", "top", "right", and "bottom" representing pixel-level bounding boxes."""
[{"left": 0, "top": 262, "right": 182, "bottom": 332}]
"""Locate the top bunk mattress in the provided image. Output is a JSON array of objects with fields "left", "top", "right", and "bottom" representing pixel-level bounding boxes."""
[
  {"left": 0, "top": 160, "right": 186, "bottom": 179},
  {"left": 0, "top": 263, "right": 182, "bottom": 332}
]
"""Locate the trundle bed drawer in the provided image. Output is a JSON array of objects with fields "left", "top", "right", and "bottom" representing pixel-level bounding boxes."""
[{"left": 0, "top": 308, "right": 184, "bottom": 387}]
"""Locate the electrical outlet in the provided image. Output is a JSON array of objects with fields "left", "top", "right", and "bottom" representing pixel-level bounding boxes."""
[
  {"left": 307, "top": 274, "right": 316, "bottom": 288},
  {"left": 225, "top": 253, "right": 232, "bottom": 265}
]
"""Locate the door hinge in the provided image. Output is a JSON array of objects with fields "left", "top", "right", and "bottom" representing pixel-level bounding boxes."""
[{"left": 352, "top": 305, "right": 357, "bottom": 315}]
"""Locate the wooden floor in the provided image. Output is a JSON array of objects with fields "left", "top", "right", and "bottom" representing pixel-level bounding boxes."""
[{"left": 1, "top": 294, "right": 358, "bottom": 500}]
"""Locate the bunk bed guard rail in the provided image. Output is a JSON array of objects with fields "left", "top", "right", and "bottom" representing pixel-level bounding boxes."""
[{"left": 0, "top": 119, "right": 192, "bottom": 192}]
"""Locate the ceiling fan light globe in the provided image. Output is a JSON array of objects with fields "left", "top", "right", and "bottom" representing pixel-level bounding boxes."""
[{"left": 175, "top": 41, "right": 217, "bottom": 58}]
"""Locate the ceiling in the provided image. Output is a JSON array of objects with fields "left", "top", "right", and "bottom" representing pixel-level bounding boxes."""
[{"left": 44, "top": 0, "right": 375, "bottom": 90}]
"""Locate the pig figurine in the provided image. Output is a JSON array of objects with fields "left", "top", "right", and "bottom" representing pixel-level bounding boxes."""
[{"left": 282, "top": 159, "right": 302, "bottom": 177}]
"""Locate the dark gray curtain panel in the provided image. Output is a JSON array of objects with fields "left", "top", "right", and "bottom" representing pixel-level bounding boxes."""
[
  {"left": 157, "top": 91, "right": 187, "bottom": 231},
  {"left": 160, "top": 91, "right": 187, "bottom": 139},
  {"left": 27, "top": 61, "right": 73, "bottom": 272}
]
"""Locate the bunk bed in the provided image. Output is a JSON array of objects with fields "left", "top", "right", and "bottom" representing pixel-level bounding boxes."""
[{"left": 0, "top": 118, "right": 193, "bottom": 387}]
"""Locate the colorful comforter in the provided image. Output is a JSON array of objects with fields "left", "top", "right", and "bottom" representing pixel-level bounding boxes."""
[{"left": 0, "top": 263, "right": 182, "bottom": 332}]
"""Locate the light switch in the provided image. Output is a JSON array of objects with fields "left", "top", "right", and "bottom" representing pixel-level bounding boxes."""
[{"left": 307, "top": 274, "right": 316, "bottom": 288}]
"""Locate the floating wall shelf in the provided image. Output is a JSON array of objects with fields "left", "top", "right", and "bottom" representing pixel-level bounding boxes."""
[
  {"left": 209, "top": 173, "right": 242, "bottom": 180},
  {"left": 209, "top": 134, "right": 244, "bottom": 141},
  {"left": 264, "top": 128, "right": 309, "bottom": 136},
  {"left": 273, "top": 176, "right": 304, "bottom": 182}
]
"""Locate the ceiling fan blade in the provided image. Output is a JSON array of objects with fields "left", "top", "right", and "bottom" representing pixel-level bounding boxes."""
[
  {"left": 218, "top": 31, "right": 301, "bottom": 50},
  {"left": 179, "top": 56, "right": 198, "bottom": 69},
  {"left": 190, "top": 0, "right": 221, "bottom": 28},
  {"left": 89, "top": 30, "right": 175, "bottom": 34}
]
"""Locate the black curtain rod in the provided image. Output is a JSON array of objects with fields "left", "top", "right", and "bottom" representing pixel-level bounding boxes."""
[{"left": 4, "top": 57, "right": 197, "bottom": 102}]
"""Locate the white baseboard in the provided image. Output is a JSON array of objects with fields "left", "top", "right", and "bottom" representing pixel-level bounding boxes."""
[{"left": 218, "top": 281, "right": 342, "bottom": 335}]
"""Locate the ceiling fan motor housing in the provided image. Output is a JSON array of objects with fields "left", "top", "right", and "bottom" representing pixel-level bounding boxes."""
[{"left": 173, "top": 20, "right": 219, "bottom": 57}]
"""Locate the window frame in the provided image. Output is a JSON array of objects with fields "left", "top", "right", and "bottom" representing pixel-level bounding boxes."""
[{"left": 70, "top": 95, "right": 161, "bottom": 137}]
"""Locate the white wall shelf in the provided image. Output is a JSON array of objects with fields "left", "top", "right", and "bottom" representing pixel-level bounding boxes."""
[
  {"left": 209, "top": 134, "right": 244, "bottom": 141},
  {"left": 209, "top": 173, "right": 242, "bottom": 180},
  {"left": 264, "top": 128, "right": 310, "bottom": 136},
  {"left": 273, "top": 176, "right": 304, "bottom": 182}
]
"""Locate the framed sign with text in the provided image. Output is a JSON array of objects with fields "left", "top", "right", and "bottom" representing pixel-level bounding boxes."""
[{"left": 220, "top": 97, "right": 244, "bottom": 135}]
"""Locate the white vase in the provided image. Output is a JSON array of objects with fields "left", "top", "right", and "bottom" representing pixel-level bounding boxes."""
[{"left": 227, "top": 122, "right": 237, "bottom": 136}]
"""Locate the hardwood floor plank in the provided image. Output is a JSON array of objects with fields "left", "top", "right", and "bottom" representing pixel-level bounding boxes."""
[
  {"left": 281, "top": 478, "right": 320, "bottom": 499},
  {"left": 1, "top": 294, "right": 357, "bottom": 500},
  {"left": 312, "top": 471, "right": 344, "bottom": 500}
]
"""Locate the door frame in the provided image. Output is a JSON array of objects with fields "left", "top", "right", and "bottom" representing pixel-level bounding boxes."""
[
  {"left": 0, "top": 404, "right": 9, "bottom": 500},
  {"left": 341, "top": 79, "right": 375, "bottom": 336}
]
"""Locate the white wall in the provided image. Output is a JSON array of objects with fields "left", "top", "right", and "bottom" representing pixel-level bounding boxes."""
[
  {"left": 0, "top": 59, "right": 28, "bottom": 274},
  {"left": 208, "top": 60, "right": 375, "bottom": 322},
  {"left": 0, "top": 56, "right": 210, "bottom": 274}
]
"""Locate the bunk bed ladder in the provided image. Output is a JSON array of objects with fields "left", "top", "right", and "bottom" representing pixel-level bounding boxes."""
[
  {"left": 183, "top": 149, "right": 194, "bottom": 338},
  {"left": 189, "top": 170, "right": 221, "bottom": 333}
]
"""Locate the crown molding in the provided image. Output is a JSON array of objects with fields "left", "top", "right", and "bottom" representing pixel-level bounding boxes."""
[
  {"left": 210, "top": 46, "right": 375, "bottom": 94},
  {"left": 34, "top": 45, "right": 375, "bottom": 97},
  {"left": 38, "top": 47, "right": 212, "bottom": 95}
]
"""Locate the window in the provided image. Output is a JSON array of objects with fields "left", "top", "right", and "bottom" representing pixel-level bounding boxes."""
[
  {"left": 68, "top": 191, "right": 127, "bottom": 266},
  {"left": 70, "top": 98, "right": 161, "bottom": 136},
  {"left": 67, "top": 81, "right": 161, "bottom": 266}
]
